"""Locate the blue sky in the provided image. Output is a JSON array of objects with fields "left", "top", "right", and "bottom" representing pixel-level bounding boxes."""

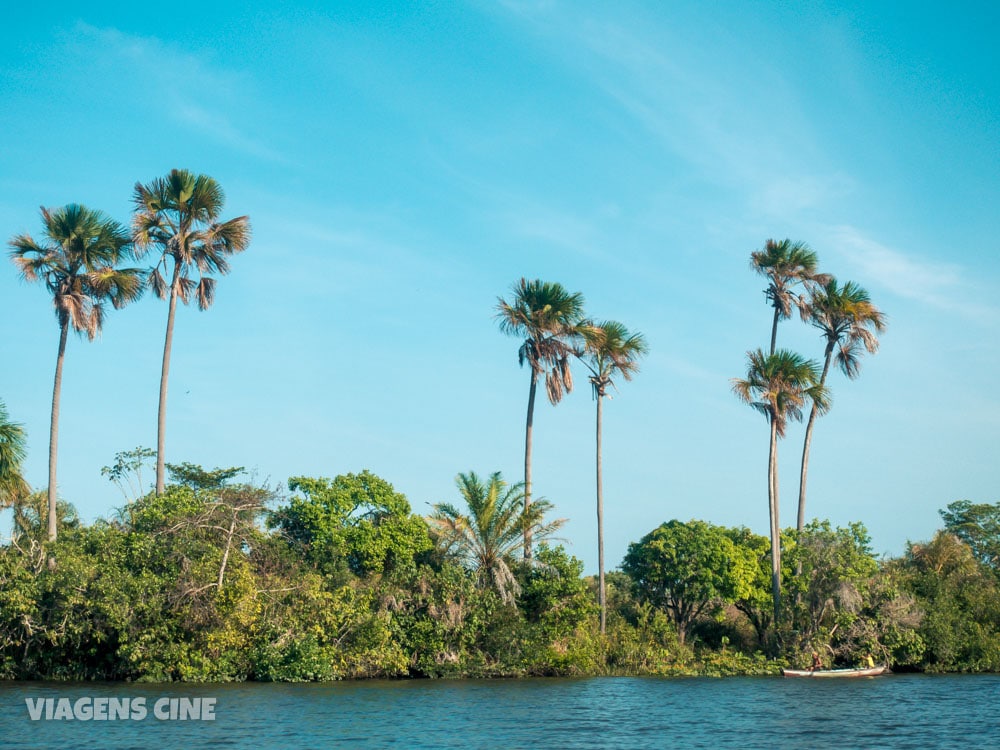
[{"left": 2, "top": 0, "right": 998, "bottom": 573}]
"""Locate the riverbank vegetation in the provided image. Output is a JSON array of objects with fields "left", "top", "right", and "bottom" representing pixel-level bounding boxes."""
[
  {"left": 0, "top": 458, "right": 997, "bottom": 681},
  {"left": 4, "top": 175, "right": 997, "bottom": 680}
]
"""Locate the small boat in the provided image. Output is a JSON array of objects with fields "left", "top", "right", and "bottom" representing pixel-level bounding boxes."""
[{"left": 782, "top": 666, "right": 889, "bottom": 678}]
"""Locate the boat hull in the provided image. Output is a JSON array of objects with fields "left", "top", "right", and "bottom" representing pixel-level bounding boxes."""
[{"left": 782, "top": 666, "right": 889, "bottom": 678}]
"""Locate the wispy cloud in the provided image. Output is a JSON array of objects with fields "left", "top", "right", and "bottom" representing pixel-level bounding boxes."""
[
  {"left": 490, "top": 4, "right": 840, "bottom": 219},
  {"left": 824, "top": 225, "right": 998, "bottom": 318},
  {"left": 71, "top": 23, "right": 286, "bottom": 163}
]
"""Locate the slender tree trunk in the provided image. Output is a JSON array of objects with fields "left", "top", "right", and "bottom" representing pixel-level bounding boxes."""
[
  {"left": 768, "top": 418, "right": 781, "bottom": 624},
  {"left": 796, "top": 345, "right": 834, "bottom": 532},
  {"left": 523, "top": 367, "right": 538, "bottom": 559},
  {"left": 769, "top": 305, "right": 781, "bottom": 354},
  {"left": 47, "top": 321, "right": 69, "bottom": 543},
  {"left": 155, "top": 265, "right": 182, "bottom": 495},
  {"left": 596, "top": 392, "right": 606, "bottom": 635}
]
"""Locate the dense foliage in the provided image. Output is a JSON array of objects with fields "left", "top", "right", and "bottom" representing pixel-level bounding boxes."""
[{"left": 1, "top": 463, "right": 997, "bottom": 680}]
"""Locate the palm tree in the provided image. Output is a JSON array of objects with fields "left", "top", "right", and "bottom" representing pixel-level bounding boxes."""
[
  {"left": 750, "top": 239, "right": 828, "bottom": 353},
  {"left": 797, "top": 280, "right": 886, "bottom": 531},
  {"left": 11, "top": 490, "right": 80, "bottom": 544},
  {"left": 578, "top": 320, "right": 648, "bottom": 634},
  {"left": 132, "top": 170, "right": 251, "bottom": 495},
  {"left": 732, "top": 348, "right": 828, "bottom": 622},
  {"left": 495, "top": 278, "right": 585, "bottom": 558},
  {"left": 9, "top": 205, "right": 142, "bottom": 541},
  {"left": 0, "top": 399, "right": 29, "bottom": 508},
  {"left": 428, "top": 471, "right": 565, "bottom": 604}
]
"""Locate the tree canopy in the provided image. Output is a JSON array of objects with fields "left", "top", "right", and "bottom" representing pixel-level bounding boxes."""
[{"left": 622, "top": 519, "right": 758, "bottom": 644}]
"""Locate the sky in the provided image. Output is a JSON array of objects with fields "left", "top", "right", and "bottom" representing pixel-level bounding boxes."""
[{"left": 1, "top": 0, "right": 998, "bottom": 574}]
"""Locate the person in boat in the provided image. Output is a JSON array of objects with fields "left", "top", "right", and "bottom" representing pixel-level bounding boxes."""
[
  {"left": 810, "top": 652, "right": 822, "bottom": 671},
  {"left": 864, "top": 654, "right": 875, "bottom": 669}
]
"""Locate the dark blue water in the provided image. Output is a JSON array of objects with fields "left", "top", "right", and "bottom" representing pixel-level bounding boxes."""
[{"left": 2, "top": 675, "right": 997, "bottom": 749}]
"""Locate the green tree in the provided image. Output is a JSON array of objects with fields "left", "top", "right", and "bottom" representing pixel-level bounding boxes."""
[
  {"left": 578, "top": 320, "right": 647, "bottom": 634},
  {"left": 429, "top": 471, "right": 565, "bottom": 604},
  {"left": 750, "top": 238, "right": 827, "bottom": 354},
  {"left": 900, "top": 531, "right": 1000, "bottom": 671},
  {"left": 166, "top": 461, "right": 244, "bottom": 491},
  {"left": 132, "top": 170, "right": 251, "bottom": 495},
  {"left": 836, "top": 561, "right": 924, "bottom": 668},
  {"left": 732, "top": 349, "right": 828, "bottom": 622},
  {"left": 622, "top": 519, "right": 758, "bottom": 645},
  {"left": 724, "top": 526, "right": 775, "bottom": 647},
  {"left": 496, "top": 278, "right": 586, "bottom": 558},
  {"left": 10, "top": 205, "right": 142, "bottom": 540},
  {"left": 0, "top": 400, "right": 29, "bottom": 508},
  {"left": 797, "top": 279, "right": 886, "bottom": 531},
  {"left": 269, "top": 470, "right": 432, "bottom": 578},
  {"left": 940, "top": 500, "right": 1000, "bottom": 571},
  {"left": 784, "top": 520, "right": 879, "bottom": 650},
  {"left": 517, "top": 545, "right": 597, "bottom": 642}
]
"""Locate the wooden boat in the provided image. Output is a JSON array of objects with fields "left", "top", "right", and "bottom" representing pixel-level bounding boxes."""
[{"left": 782, "top": 666, "right": 889, "bottom": 678}]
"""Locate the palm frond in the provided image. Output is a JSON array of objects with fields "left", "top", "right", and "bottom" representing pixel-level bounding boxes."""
[
  {"left": 176, "top": 276, "right": 196, "bottom": 305},
  {"left": 196, "top": 276, "right": 217, "bottom": 311},
  {"left": 148, "top": 267, "right": 167, "bottom": 299}
]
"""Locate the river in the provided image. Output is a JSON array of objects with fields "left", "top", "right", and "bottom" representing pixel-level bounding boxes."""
[{"left": 3, "top": 674, "right": 998, "bottom": 748}]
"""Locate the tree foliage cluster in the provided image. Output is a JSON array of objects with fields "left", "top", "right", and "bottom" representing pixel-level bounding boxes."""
[{"left": 0, "top": 455, "right": 996, "bottom": 680}]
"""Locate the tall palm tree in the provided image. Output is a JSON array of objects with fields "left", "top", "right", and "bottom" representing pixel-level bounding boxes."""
[
  {"left": 797, "top": 279, "right": 886, "bottom": 531},
  {"left": 132, "top": 169, "right": 251, "bottom": 495},
  {"left": 9, "top": 205, "right": 142, "bottom": 541},
  {"left": 578, "top": 320, "right": 648, "bottom": 634},
  {"left": 429, "top": 471, "right": 565, "bottom": 604},
  {"left": 495, "top": 278, "right": 585, "bottom": 558},
  {"left": 0, "top": 399, "right": 29, "bottom": 508},
  {"left": 732, "top": 348, "right": 828, "bottom": 622},
  {"left": 750, "top": 239, "right": 828, "bottom": 354}
]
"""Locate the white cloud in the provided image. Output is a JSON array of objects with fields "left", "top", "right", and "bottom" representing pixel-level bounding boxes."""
[{"left": 825, "top": 225, "right": 997, "bottom": 318}]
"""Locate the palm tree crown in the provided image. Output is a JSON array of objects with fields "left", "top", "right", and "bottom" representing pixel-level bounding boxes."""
[
  {"left": 429, "top": 471, "right": 565, "bottom": 604},
  {"left": 133, "top": 169, "right": 251, "bottom": 310},
  {"left": 732, "top": 348, "right": 830, "bottom": 438},
  {"left": 750, "top": 239, "right": 829, "bottom": 353},
  {"left": 580, "top": 320, "right": 649, "bottom": 398},
  {"left": 496, "top": 278, "right": 586, "bottom": 404},
  {"left": 10, "top": 204, "right": 142, "bottom": 336},
  {"left": 808, "top": 279, "right": 887, "bottom": 378}
]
